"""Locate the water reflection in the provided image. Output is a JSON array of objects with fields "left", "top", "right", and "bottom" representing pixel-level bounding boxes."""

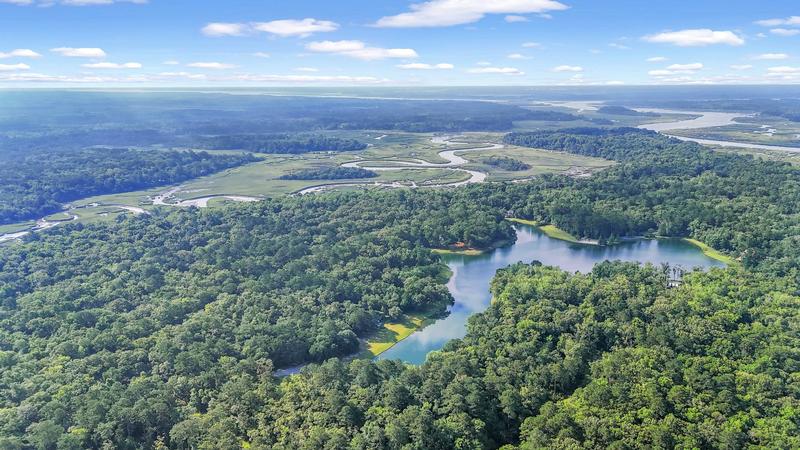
[{"left": 378, "top": 224, "right": 724, "bottom": 364}]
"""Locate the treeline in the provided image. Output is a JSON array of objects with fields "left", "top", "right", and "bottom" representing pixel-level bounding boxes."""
[
  {"left": 481, "top": 156, "right": 531, "bottom": 171},
  {"left": 0, "top": 149, "right": 259, "bottom": 224},
  {"left": 279, "top": 167, "right": 378, "bottom": 180},
  {"left": 202, "top": 134, "right": 367, "bottom": 154},
  {"left": 596, "top": 105, "right": 657, "bottom": 116}
]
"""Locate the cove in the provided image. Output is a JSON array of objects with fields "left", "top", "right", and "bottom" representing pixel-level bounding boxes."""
[{"left": 378, "top": 224, "right": 725, "bottom": 365}]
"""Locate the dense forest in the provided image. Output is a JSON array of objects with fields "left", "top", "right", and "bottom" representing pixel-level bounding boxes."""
[
  {"left": 0, "top": 191, "right": 516, "bottom": 449},
  {"left": 202, "top": 135, "right": 367, "bottom": 154},
  {"left": 279, "top": 167, "right": 378, "bottom": 180},
  {"left": 0, "top": 149, "right": 259, "bottom": 225},
  {"left": 480, "top": 156, "right": 531, "bottom": 171},
  {"left": 2, "top": 122, "right": 800, "bottom": 448},
  {"left": 503, "top": 128, "right": 800, "bottom": 276}
]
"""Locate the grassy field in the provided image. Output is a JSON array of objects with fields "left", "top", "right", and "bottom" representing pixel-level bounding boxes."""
[
  {"left": 431, "top": 248, "right": 484, "bottom": 256},
  {"left": 364, "top": 314, "right": 435, "bottom": 356},
  {"left": 507, "top": 217, "right": 538, "bottom": 226},
  {"left": 666, "top": 114, "right": 800, "bottom": 148},
  {"left": 683, "top": 238, "right": 738, "bottom": 266},
  {"left": 2, "top": 131, "right": 617, "bottom": 233},
  {"left": 0, "top": 222, "right": 35, "bottom": 234},
  {"left": 462, "top": 145, "right": 614, "bottom": 181},
  {"left": 538, "top": 224, "right": 582, "bottom": 243}
]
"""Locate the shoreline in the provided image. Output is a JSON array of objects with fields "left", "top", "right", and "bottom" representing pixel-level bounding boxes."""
[
  {"left": 682, "top": 238, "right": 737, "bottom": 266},
  {"left": 507, "top": 218, "right": 599, "bottom": 245}
]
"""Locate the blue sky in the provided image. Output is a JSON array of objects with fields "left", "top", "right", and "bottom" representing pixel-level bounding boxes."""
[{"left": 0, "top": 0, "right": 799, "bottom": 86}]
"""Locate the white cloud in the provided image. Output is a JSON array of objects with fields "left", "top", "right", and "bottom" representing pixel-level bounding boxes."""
[
  {"left": 609, "top": 43, "right": 629, "bottom": 50},
  {"left": 507, "top": 53, "right": 529, "bottom": 59},
  {"left": 202, "top": 23, "right": 248, "bottom": 37},
  {"left": 253, "top": 18, "right": 339, "bottom": 37},
  {"left": 253, "top": 52, "right": 271, "bottom": 58},
  {"left": 505, "top": 15, "right": 528, "bottom": 23},
  {"left": 374, "top": 0, "right": 568, "bottom": 28},
  {"left": 306, "top": 40, "right": 418, "bottom": 60},
  {"left": 646, "top": 56, "right": 667, "bottom": 62},
  {"left": 767, "top": 66, "right": 800, "bottom": 74},
  {"left": 0, "top": 63, "right": 30, "bottom": 71},
  {"left": 0, "top": 49, "right": 41, "bottom": 59},
  {"left": 730, "top": 64, "right": 753, "bottom": 70},
  {"left": 755, "top": 16, "right": 800, "bottom": 27},
  {"left": 202, "top": 19, "right": 338, "bottom": 38},
  {"left": 522, "top": 42, "right": 541, "bottom": 48},
  {"left": 643, "top": 29, "right": 744, "bottom": 47},
  {"left": 476, "top": 61, "right": 492, "bottom": 66},
  {"left": 397, "top": 62, "right": 454, "bottom": 70},
  {"left": 187, "top": 62, "right": 236, "bottom": 69},
  {"left": 648, "top": 63, "right": 703, "bottom": 77},
  {"left": 51, "top": 47, "right": 107, "bottom": 58},
  {"left": 755, "top": 53, "right": 789, "bottom": 60},
  {"left": 294, "top": 67, "right": 319, "bottom": 72},
  {"left": 467, "top": 66, "right": 524, "bottom": 75},
  {"left": 162, "top": 60, "right": 180, "bottom": 65},
  {"left": 552, "top": 65, "right": 583, "bottom": 72},
  {"left": 82, "top": 62, "right": 142, "bottom": 69},
  {"left": 771, "top": 28, "right": 800, "bottom": 37},
  {"left": 667, "top": 63, "right": 703, "bottom": 71}
]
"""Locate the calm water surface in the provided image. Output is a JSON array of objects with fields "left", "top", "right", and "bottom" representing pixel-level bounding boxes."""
[{"left": 378, "top": 224, "right": 725, "bottom": 364}]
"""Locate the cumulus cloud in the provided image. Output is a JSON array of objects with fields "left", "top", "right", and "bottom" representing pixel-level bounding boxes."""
[
  {"left": 767, "top": 66, "right": 800, "bottom": 74},
  {"left": 396, "top": 63, "right": 454, "bottom": 70},
  {"left": 202, "top": 18, "right": 338, "bottom": 38},
  {"left": 648, "top": 62, "right": 703, "bottom": 77},
  {"left": 0, "top": 49, "right": 41, "bottom": 59},
  {"left": 522, "top": 42, "right": 541, "bottom": 48},
  {"left": 770, "top": 28, "right": 800, "bottom": 37},
  {"left": 374, "top": 0, "right": 568, "bottom": 28},
  {"left": 468, "top": 66, "right": 524, "bottom": 75},
  {"left": 202, "top": 23, "right": 248, "bottom": 37},
  {"left": 643, "top": 29, "right": 744, "bottom": 47},
  {"left": 505, "top": 15, "right": 529, "bottom": 23},
  {"left": 755, "top": 16, "right": 800, "bottom": 27},
  {"left": 82, "top": 62, "right": 141, "bottom": 69},
  {"left": 187, "top": 62, "right": 237, "bottom": 69},
  {"left": 0, "top": 63, "right": 30, "bottom": 71},
  {"left": 754, "top": 53, "right": 789, "bottom": 60},
  {"left": 646, "top": 56, "right": 667, "bottom": 62},
  {"left": 253, "top": 19, "right": 339, "bottom": 37},
  {"left": 552, "top": 65, "right": 583, "bottom": 72},
  {"left": 51, "top": 47, "right": 106, "bottom": 58},
  {"left": 306, "top": 40, "right": 418, "bottom": 60},
  {"left": 253, "top": 52, "right": 271, "bottom": 58},
  {"left": 730, "top": 64, "right": 753, "bottom": 70},
  {"left": 667, "top": 63, "right": 703, "bottom": 71},
  {"left": 507, "top": 53, "right": 530, "bottom": 60}
]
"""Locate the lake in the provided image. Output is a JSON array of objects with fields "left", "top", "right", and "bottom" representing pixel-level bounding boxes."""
[{"left": 378, "top": 224, "right": 726, "bottom": 364}]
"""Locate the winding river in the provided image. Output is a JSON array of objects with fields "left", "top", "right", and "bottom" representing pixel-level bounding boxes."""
[
  {"left": 378, "top": 223, "right": 726, "bottom": 364},
  {"left": 297, "top": 137, "right": 495, "bottom": 194},
  {"left": 636, "top": 108, "right": 800, "bottom": 153}
]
